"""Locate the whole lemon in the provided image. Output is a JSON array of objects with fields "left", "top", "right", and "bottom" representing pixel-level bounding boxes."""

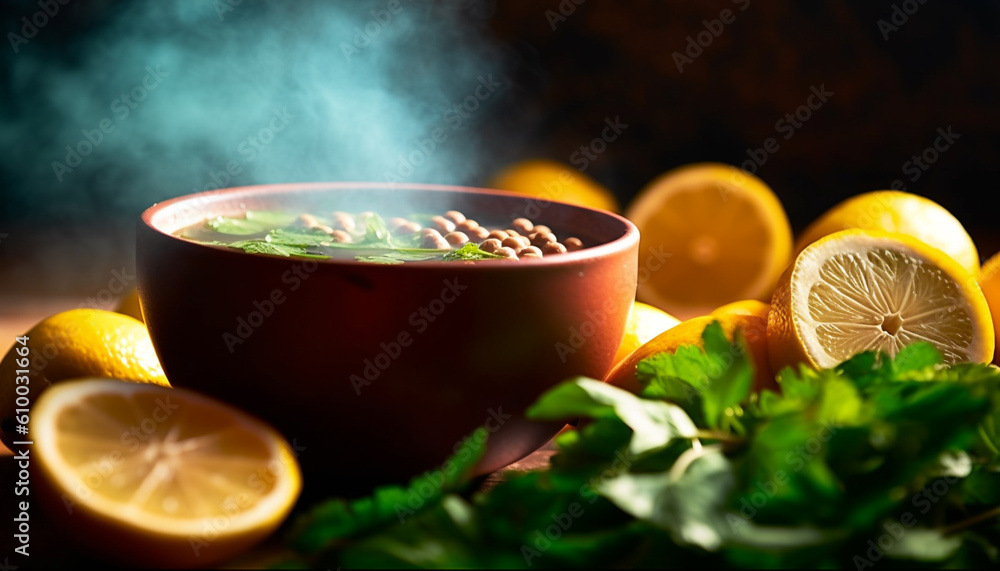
[
  {"left": 605, "top": 313, "right": 775, "bottom": 396},
  {"left": 488, "top": 158, "right": 621, "bottom": 213},
  {"left": 613, "top": 301, "right": 681, "bottom": 366},
  {"left": 0, "top": 308, "right": 169, "bottom": 450}
]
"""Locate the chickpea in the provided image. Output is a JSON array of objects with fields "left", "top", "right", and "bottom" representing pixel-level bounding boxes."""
[
  {"left": 542, "top": 241, "right": 568, "bottom": 255},
  {"left": 444, "top": 210, "right": 467, "bottom": 224},
  {"left": 511, "top": 217, "right": 534, "bottom": 234},
  {"left": 431, "top": 215, "right": 456, "bottom": 234},
  {"left": 444, "top": 231, "right": 470, "bottom": 247},
  {"left": 456, "top": 219, "right": 480, "bottom": 233},
  {"left": 532, "top": 224, "right": 552, "bottom": 236},
  {"left": 480, "top": 238, "right": 503, "bottom": 253},
  {"left": 519, "top": 246, "right": 543, "bottom": 258},
  {"left": 329, "top": 230, "right": 353, "bottom": 243},
  {"left": 420, "top": 228, "right": 450, "bottom": 250},
  {"left": 388, "top": 217, "right": 410, "bottom": 231},
  {"left": 501, "top": 236, "right": 524, "bottom": 253},
  {"left": 470, "top": 226, "right": 490, "bottom": 240},
  {"left": 332, "top": 212, "right": 357, "bottom": 234},
  {"left": 530, "top": 232, "right": 557, "bottom": 247},
  {"left": 394, "top": 221, "right": 422, "bottom": 235},
  {"left": 298, "top": 213, "right": 322, "bottom": 228},
  {"left": 488, "top": 229, "right": 510, "bottom": 241},
  {"left": 504, "top": 228, "right": 521, "bottom": 238},
  {"left": 564, "top": 237, "right": 584, "bottom": 251},
  {"left": 495, "top": 246, "right": 519, "bottom": 260}
]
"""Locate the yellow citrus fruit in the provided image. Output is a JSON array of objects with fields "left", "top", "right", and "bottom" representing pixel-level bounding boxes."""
[
  {"left": 794, "top": 190, "right": 980, "bottom": 279},
  {"left": 0, "top": 308, "right": 169, "bottom": 449},
  {"left": 115, "top": 287, "right": 144, "bottom": 322},
  {"left": 32, "top": 378, "right": 302, "bottom": 567},
  {"left": 488, "top": 158, "right": 621, "bottom": 212},
  {"left": 605, "top": 313, "right": 775, "bottom": 396},
  {"left": 976, "top": 251, "right": 1000, "bottom": 365},
  {"left": 710, "top": 299, "right": 771, "bottom": 320},
  {"left": 768, "top": 229, "right": 994, "bottom": 374},
  {"left": 625, "top": 162, "right": 793, "bottom": 321},
  {"left": 613, "top": 301, "right": 681, "bottom": 366}
]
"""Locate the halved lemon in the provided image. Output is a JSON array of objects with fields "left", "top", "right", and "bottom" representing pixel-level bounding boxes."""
[
  {"left": 33, "top": 379, "right": 302, "bottom": 568},
  {"left": 625, "top": 162, "right": 792, "bottom": 320},
  {"left": 793, "top": 190, "right": 980, "bottom": 279},
  {"left": 768, "top": 229, "right": 994, "bottom": 372}
]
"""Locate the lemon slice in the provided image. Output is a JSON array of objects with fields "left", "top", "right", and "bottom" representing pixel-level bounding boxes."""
[
  {"left": 625, "top": 162, "right": 792, "bottom": 320},
  {"left": 33, "top": 379, "right": 302, "bottom": 567},
  {"left": 768, "top": 229, "right": 994, "bottom": 372}
]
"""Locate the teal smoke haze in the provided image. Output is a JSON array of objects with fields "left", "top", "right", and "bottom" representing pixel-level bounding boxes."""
[{"left": 0, "top": 0, "right": 509, "bottom": 223}]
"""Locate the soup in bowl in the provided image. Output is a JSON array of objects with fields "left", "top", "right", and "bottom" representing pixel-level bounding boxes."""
[{"left": 136, "top": 182, "right": 639, "bottom": 495}]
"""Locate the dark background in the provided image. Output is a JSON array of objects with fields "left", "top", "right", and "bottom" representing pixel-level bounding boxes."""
[{"left": 1, "top": 0, "right": 999, "bottom": 298}]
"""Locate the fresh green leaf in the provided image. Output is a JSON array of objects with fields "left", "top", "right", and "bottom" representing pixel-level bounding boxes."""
[
  {"left": 226, "top": 240, "right": 329, "bottom": 259},
  {"left": 441, "top": 242, "right": 503, "bottom": 261},
  {"left": 207, "top": 210, "right": 297, "bottom": 234},
  {"left": 527, "top": 377, "right": 698, "bottom": 455},
  {"left": 288, "top": 427, "right": 488, "bottom": 556},
  {"left": 636, "top": 321, "right": 754, "bottom": 431},
  {"left": 266, "top": 227, "right": 334, "bottom": 247}
]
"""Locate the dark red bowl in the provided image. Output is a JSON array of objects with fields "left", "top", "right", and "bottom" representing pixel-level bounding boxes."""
[{"left": 137, "top": 182, "right": 638, "bottom": 496}]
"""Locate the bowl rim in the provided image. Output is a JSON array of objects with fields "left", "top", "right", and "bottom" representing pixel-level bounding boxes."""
[{"left": 140, "top": 182, "right": 639, "bottom": 269}]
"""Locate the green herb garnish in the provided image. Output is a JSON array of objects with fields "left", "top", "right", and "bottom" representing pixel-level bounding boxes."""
[
  {"left": 281, "top": 323, "right": 1000, "bottom": 569},
  {"left": 207, "top": 210, "right": 298, "bottom": 235},
  {"left": 189, "top": 211, "right": 502, "bottom": 263}
]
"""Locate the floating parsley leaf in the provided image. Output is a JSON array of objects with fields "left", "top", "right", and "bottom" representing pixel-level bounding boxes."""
[
  {"left": 226, "top": 240, "right": 329, "bottom": 259},
  {"left": 442, "top": 242, "right": 503, "bottom": 261},
  {"left": 266, "top": 227, "right": 333, "bottom": 248},
  {"left": 206, "top": 210, "right": 298, "bottom": 235}
]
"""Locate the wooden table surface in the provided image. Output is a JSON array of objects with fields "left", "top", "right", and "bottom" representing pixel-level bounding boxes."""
[{"left": 0, "top": 298, "right": 560, "bottom": 568}]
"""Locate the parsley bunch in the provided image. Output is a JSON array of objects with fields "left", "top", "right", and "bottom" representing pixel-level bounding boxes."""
[{"left": 282, "top": 322, "right": 1000, "bottom": 569}]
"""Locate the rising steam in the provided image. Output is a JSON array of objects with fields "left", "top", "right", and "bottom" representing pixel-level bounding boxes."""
[{"left": 0, "top": 0, "right": 513, "bottom": 224}]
